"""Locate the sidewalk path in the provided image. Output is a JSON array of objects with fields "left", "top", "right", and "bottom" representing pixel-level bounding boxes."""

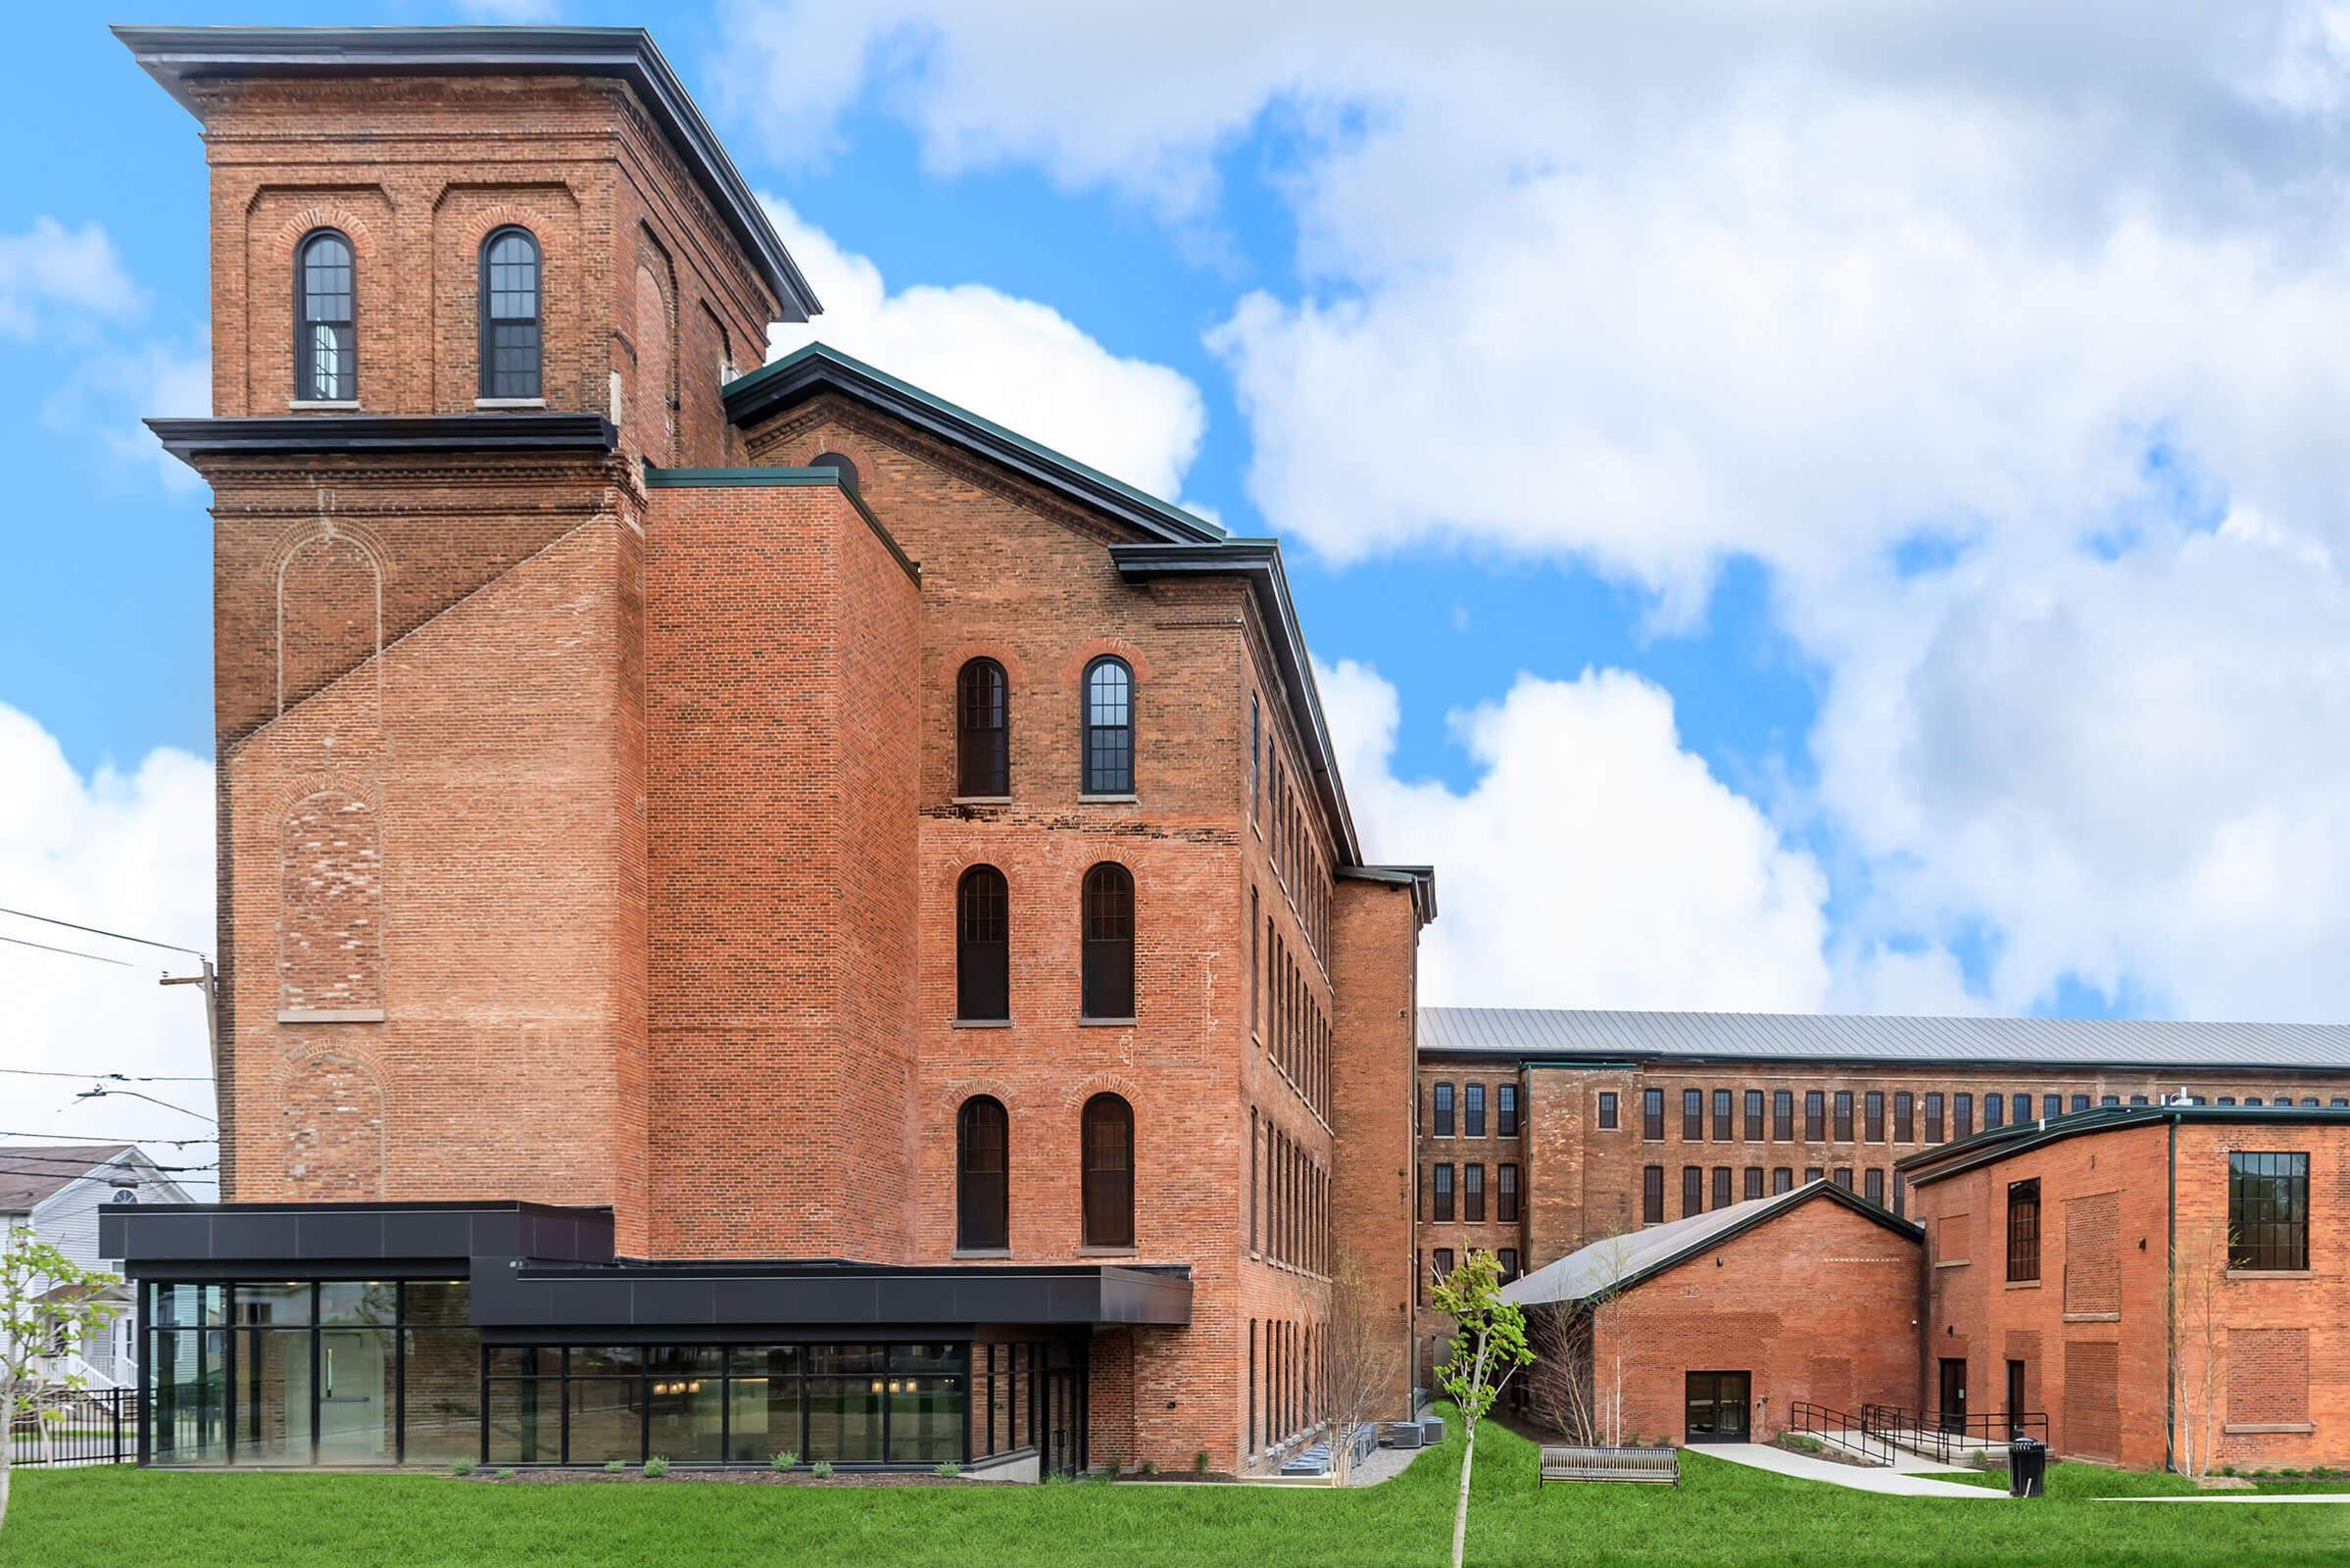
[
  {"left": 1697, "top": 1444, "right": 2003, "bottom": 1498},
  {"left": 2096, "top": 1494, "right": 2350, "bottom": 1504}
]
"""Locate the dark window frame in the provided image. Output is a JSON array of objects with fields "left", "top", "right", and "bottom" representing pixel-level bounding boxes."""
[
  {"left": 1925, "top": 1093, "right": 1945, "bottom": 1144},
  {"left": 295, "top": 228, "right": 357, "bottom": 402},
  {"left": 955, "top": 864, "right": 1009, "bottom": 1022},
  {"left": 1462, "top": 1163, "right": 1485, "bottom": 1223},
  {"left": 955, "top": 659, "right": 1010, "bottom": 798},
  {"left": 1463, "top": 1084, "right": 1487, "bottom": 1140},
  {"left": 1497, "top": 1163, "right": 1519, "bottom": 1223},
  {"left": 1864, "top": 1091, "right": 1885, "bottom": 1142},
  {"left": 1080, "top": 1094, "right": 1136, "bottom": 1249},
  {"left": 2228, "top": 1152, "right": 2309, "bottom": 1272},
  {"left": 1080, "top": 657, "right": 1136, "bottom": 795},
  {"left": 477, "top": 225, "right": 542, "bottom": 400},
  {"left": 1497, "top": 1082, "right": 1520, "bottom": 1137},
  {"left": 1772, "top": 1091, "right": 1793, "bottom": 1142},
  {"left": 1595, "top": 1091, "right": 1617, "bottom": 1132},
  {"left": 1641, "top": 1165, "right": 1664, "bottom": 1223},
  {"left": 1433, "top": 1083, "right": 1456, "bottom": 1139},
  {"left": 1641, "top": 1089, "right": 1665, "bottom": 1142},
  {"left": 1683, "top": 1089, "right": 1703, "bottom": 1142},
  {"left": 2005, "top": 1177, "right": 2040, "bottom": 1283},
  {"left": 1712, "top": 1089, "right": 1734, "bottom": 1142},
  {"left": 1894, "top": 1092, "right": 1915, "bottom": 1143},
  {"left": 1804, "top": 1091, "right": 1825, "bottom": 1142},
  {"left": 1682, "top": 1165, "right": 1704, "bottom": 1218},
  {"left": 1079, "top": 862, "right": 1136, "bottom": 1020},
  {"left": 1743, "top": 1090, "right": 1764, "bottom": 1142},
  {"left": 1431, "top": 1163, "right": 1455, "bottom": 1223},
  {"left": 955, "top": 1096, "right": 1009, "bottom": 1251},
  {"left": 1833, "top": 1091, "right": 1853, "bottom": 1143}
]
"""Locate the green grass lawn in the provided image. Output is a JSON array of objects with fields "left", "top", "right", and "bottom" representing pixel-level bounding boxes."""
[{"left": 4, "top": 1414, "right": 2344, "bottom": 1568}]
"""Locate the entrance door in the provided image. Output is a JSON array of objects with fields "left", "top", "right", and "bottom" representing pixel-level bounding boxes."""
[
  {"left": 1685, "top": 1371, "right": 1751, "bottom": 1444},
  {"left": 2005, "top": 1360, "right": 2027, "bottom": 1438},
  {"left": 1938, "top": 1358, "right": 1968, "bottom": 1434}
]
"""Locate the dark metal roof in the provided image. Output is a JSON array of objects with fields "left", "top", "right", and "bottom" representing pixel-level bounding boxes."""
[
  {"left": 148, "top": 412, "right": 618, "bottom": 464},
  {"left": 112, "top": 24, "right": 818, "bottom": 321},
  {"left": 1899, "top": 1103, "right": 2350, "bottom": 1189},
  {"left": 1419, "top": 1007, "right": 2350, "bottom": 1074},
  {"left": 100, "top": 1200, "right": 617, "bottom": 1276},
  {"left": 1501, "top": 1179, "right": 1919, "bottom": 1307},
  {"left": 1338, "top": 864, "right": 1438, "bottom": 924},
  {"left": 721, "top": 343, "right": 1223, "bottom": 546}
]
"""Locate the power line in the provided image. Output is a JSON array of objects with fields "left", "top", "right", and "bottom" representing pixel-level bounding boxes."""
[
  {"left": 0, "top": 906, "right": 211, "bottom": 961},
  {"left": 0, "top": 1066, "right": 214, "bottom": 1084},
  {"left": 0, "top": 1149, "right": 219, "bottom": 1175},
  {"left": 0, "top": 932, "right": 135, "bottom": 966},
  {"left": 0, "top": 1130, "right": 215, "bottom": 1146}
]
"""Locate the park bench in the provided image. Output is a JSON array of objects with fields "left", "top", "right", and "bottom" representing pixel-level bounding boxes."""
[{"left": 1539, "top": 1445, "right": 1680, "bottom": 1486}]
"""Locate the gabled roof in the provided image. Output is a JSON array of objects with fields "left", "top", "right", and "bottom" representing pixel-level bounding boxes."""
[
  {"left": 113, "top": 24, "right": 818, "bottom": 321},
  {"left": 1900, "top": 1102, "right": 2350, "bottom": 1189},
  {"left": 1499, "top": 1179, "right": 1922, "bottom": 1308},
  {"left": 1420, "top": 1007, "right": 2350, "bottom": 1073},
  {"left": 0, "top": 1145, "right": 143, "bottom": 1213},
  {"left": 720, "top": 343, "right": 1223, "bottom": 546}
]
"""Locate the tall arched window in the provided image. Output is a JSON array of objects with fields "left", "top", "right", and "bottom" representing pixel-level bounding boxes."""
[
  {"left": 1081, "top": 657, "right": 1134, "bottom": 795},
  {"left": 479, "top": 227, "right": 542, "bottom": 400},
  {"left": 956, "top": 864, "right": 1009, "bottom": 1022},
  {"left": 1081, "top": 1093, "right": 1134, "bottom": 1248},
  {"left": 956, "top": 1096, "right": 1009, "bottom": 1250},
  {"left": 957, "top": 659, "right": 1009, "bottom": 797},
  {"left": 295, "top": 230, "right": 355, "bottom": 402},
  {"left": 1080, "top": 862, "right": 1135, "bottom": 1020}
]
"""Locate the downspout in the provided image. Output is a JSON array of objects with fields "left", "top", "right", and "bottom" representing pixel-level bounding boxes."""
[{"left": 2164, "top": 1115, "right": 2177, "bottom": 1473}]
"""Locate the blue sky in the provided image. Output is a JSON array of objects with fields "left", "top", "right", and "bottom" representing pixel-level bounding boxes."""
[{"left": 11, "top": 0, "right": 2350, "bottom": 1150}]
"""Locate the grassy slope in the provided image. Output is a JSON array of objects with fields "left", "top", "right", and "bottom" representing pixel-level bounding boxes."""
[{"left": 4, "top": 1416, "right": 2344, "bottom": 1568}]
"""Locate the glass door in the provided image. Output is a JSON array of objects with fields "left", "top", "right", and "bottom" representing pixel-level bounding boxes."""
[{"left": 1684, "top": 1371, "right": 1750, "bottom": 1443}]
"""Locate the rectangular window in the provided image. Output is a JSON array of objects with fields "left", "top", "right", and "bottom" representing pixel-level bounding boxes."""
[
  {"left": 2129, "top": 1094, "right": 2148, "bottom": 1106},
  {"left": 1497, "top": 1248, "right": 1519, "bottom": 1280},
  {"left": 1804, "top": 1166, "right": 1823, "bottom": 1185},
  {"left": 1712, "top": 1167, "right": 1732, "bottom": 1210},
  {"left": 1462, "top": 1164, "right": 1485, "bottom": 1223},
  {"left": 1248, "top": 889, "right": 1259, "bottom": 1037},
  {"left": 2042, "top": 1095, "right": 2063, "bottom": 1119},
  {"left": 1771, "top": 1167, "right": 1792, "bottom": 1195},
  {"left": 1865, "top": 1091, "right": 1885, "bottom": 1142},
  {"left": 1642, "top": 1165, "right": 1665, "bottom": 1224},
  {"left": 1683, "top": 1166, "right": 1704, "bottom": 1218},
  {"left": 1712, "top": 1089, "right": 1734, "bottom": 1142},
  {"left": 1433, "top": 1249, "right": 1454, "bottom": 1280},
  {"left": 1431, "top": 1163, "right": 1454, "bottom": 1223},
  {"left": 2007, "top": 1178, "right": 2041, "bottom": 1283},
  {"left": 2099, "top": 1094, "right": 2120, "bottom": 1107},
  {"left": 1833, "top": 1167, "right": 1853, "bottom": 1191},
  {"left": 1596, "top": 1091, "right": 1618, "bottom": 1131},
  {"left": 1642, "top": 1089, "right": 1665, "bottom": 1142},
  {"left": 1924, "top": 1093, "right": 1945, "bottom": 1143},
  {"left": 1954, "top": 1093, "right": 1974, "bottom": 1141},
  {"left": 1983, "top": 1095, "right": 2005, "bottom": 1131},
  {"left": 1683, "top": 1089, "right": 1703, "bottom": 1142},
  {"left": 1433, "top": 1083, "right": 1455, "bottom": 1138},
  {"left": 2014, "top": 1093, "right": 2032, "bottom": 1125},
  {"left": 1248, "top": 694, "right": 1261, "bottom": 826},
  {"left": 1743, "top": 1090, "right": 1764, "bottom": 1142},
  {"left": 2228, "top": 1152, "right": 2309, "bottom": 1272},
  {"left": 1464, "top": 1084, "right": 1487, "bottom": 1139},
  {"left": 1804, "top": 1091, "right": 1825, "bottom": 1142},
  {"left": 1894, "top": 1172, "right": 1908, "bottom": 1218},
  {"left": 2071, "top": 1095, "right": 2090, "bottom": 1112},
  {"left": 1834, "top": 1091, "right": 1854, "bottom": 1143},
  {"left": 1497, "top": 1164, "right": 1519, "bottom": 1223},
  {"left": 1499, "top": 1083, "right": 1521, "bottom": 1137},
  {"left": 1743, "top": 1167, "right": 1764, "bottom": 1200},
  {"left": 1773, "top": 1091, "right": 1793, "bottom": 1141},
  {"left": 1894, "top": 1092, "right": 1915, "bottom": 1143},
  {"left": 1864, "top": 1167, "right": 1885, "bottom": 1206}
]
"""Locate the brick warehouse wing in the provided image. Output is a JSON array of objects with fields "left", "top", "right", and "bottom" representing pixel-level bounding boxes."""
[{"left": 106, "top": 21, "right": 1436, "bottom": 1480}]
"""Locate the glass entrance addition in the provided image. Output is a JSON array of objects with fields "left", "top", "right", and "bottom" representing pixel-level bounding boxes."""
[{"left": 1684, "top": 1371, "right": 1750, "bottom": 1443}]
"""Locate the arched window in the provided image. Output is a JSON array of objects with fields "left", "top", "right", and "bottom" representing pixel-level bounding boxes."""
[
  {"left": 1081, "top": 1093, "right": 1134, "bottom": 1248},
  {"left": 1081, "top": 657, "right": 1134, "bottom": 795},
  {"left": 479, "top": 227, "right": 542, "bottom": 400},
  {"left": 956, "top": 864, "right": 1009, "bottom": 1022},
  {"left": 956, "top": 1096, "right": 1008, "bottom": 1250},
  {"left": 809, "top": 451, "right": 859, "bottom": 491},
  {"left": 957, "top": 659, "right": 1009, "bottom": 798},
  {"left": 1080, "top": 862, "right": 1135, "bottom": 1020},
  {"left": 295, "top": 230, "right": 355, "bottom": 402}
]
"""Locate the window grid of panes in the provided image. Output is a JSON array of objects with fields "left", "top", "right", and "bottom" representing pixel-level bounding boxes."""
[
  {"left": 2228, "top": 1152, "right": 2309, "bottom": 1272},
  {"left": 480, "top": 228, "right": 541, "bottom": 399},
  {"left": 297, "top": 231, "right": 355, "bottom": 401}
]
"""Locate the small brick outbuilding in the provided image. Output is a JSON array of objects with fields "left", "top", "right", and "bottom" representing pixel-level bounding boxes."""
[{"left": 1505, "top": 1181, "right": 1922, "bottom": 1447}]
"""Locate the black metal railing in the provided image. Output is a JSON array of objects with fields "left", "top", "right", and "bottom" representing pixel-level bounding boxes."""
[
  {"left": 1858, "top": 1402, "right": 2046, "bottom": 1467},
  {"left": 1787, "top": 1400, "right": 1899, "bottom": 1467},
  {"left": 8, "top": 1388, "right": 140, "bottom": 1468}
]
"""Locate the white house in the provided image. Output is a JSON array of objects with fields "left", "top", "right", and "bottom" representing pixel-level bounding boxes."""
[{"left": 2, "top": 1145, "right": 192, "bottom": 1389}]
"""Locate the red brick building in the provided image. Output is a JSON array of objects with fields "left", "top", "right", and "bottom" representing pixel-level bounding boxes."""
[
  {"left": 105, "top": 24, "right": 1432, "bottom": 1478},
  {"left": 1504, "top": 1183, "right": 1922, "bottom": 1447},
  {"left": 1904, "top": 1104, "right": 2350, "bottom": 1472}
]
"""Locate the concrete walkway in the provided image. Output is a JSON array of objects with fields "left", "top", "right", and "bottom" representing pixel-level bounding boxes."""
[
  {"left": 2096, "top": 1493, "right": 2350, "bottom": 1504},
  {"left": 1698, "top": 1443, "right": 2003, "bottom": 1498}
]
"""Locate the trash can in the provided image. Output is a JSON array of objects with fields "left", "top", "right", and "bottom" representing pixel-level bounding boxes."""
[{"left": 2008, "top": 1437, "right": 2046, "bottom": 1497}]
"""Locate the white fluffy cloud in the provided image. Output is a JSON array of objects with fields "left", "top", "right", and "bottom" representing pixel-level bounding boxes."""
[
  {"left": 759, "top": 197, "right": 1205, "bottom": 503},
  {"left": 728, "top": 1, "right": 2350, "bottom": 1018},
  {"left": 0, "top": 705, "right": 218, "bottom": 1182},
  {"left": 1320, "top": 658, "right": 1832, "bottom": 1010},
  {"left": 0, "top": 217, "right": 143, "bottom": 337}
]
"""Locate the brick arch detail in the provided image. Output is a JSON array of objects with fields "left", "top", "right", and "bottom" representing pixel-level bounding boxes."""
[
  {"left": 277, "top": 787, "right": 386, "bottom": 1015},
  {"left": 276, "top": 1045, "right": 389, "bottom": 1201},
  {"left": 1060, "top": 639, "right": 1154, "bottom": 687},
  {"left": 272, "top": 521, "right": 384, "bottom": 715},
  {"left": 267, "top": 200, "right": 386, "bottom": 259}
]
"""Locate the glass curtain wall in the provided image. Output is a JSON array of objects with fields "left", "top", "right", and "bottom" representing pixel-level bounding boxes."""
[{"left": 144, "top": 1280, "right": 478, "bottom": 1467}]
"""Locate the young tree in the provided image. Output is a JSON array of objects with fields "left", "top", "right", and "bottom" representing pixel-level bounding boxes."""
[
  {"left": 1318, "top": 1246, "right": 1405, "bottom": 1484},
  {"left": 1, "top": 1229, "right": 124, "bottom": 1537},
  {"left": 1525, "top": 1230, "right": 1638, "bottom": 1446},
  {"left": 1431, "top": 1251, "right": 1534, "bottom": 1568},
  {"left": 2170, "top": 1216, "right": 2228, "bottom": 1480}
]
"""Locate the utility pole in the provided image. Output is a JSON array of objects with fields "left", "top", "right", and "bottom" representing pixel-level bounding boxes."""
[{"left": 159, "top": 957, "right": 220, "bottom": 1118}]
